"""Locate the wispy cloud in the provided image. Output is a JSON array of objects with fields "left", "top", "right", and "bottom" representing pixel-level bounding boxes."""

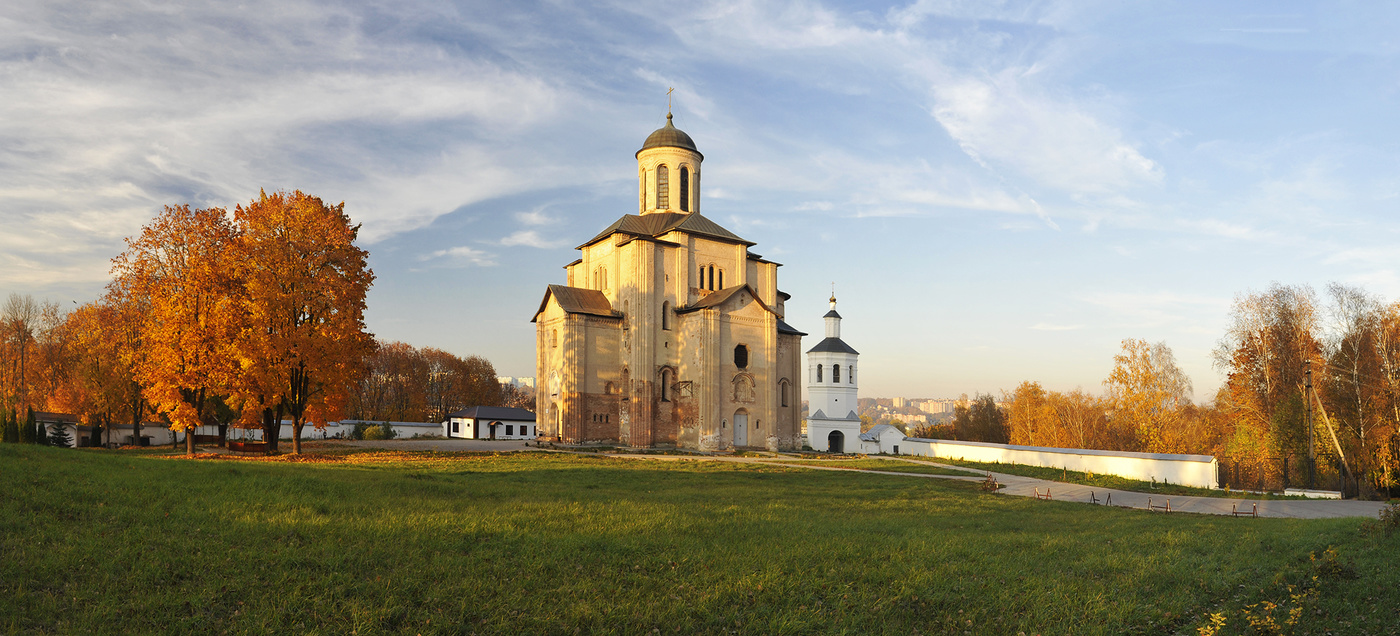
[
  {"left": 419, "top": 246, "right": 497, "bottom": 267},
  {"left": 499, "top": 231, "right": 567, "bottom": 249}
]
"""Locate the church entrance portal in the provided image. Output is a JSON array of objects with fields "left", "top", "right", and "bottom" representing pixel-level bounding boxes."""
[
  {"left": 733, "top": 410, "right": 749, "bottom": 447},
  {"left": 828, "top": 430, "right": 844, "bottom": 454}
]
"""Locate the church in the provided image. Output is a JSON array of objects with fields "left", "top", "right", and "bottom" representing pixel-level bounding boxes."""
[{"left": 532, "top": 113, "right": 806, "bottom": 450}]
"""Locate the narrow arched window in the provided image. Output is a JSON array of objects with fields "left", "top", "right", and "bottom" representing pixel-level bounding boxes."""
[
  {"left": 698, "top": 265, "right": 704, "bottom": 287},
  {"left": 708, "top": 265, "right": 715, "bottom": 290},
  {"left": 656, "top": 165, "right": 669, "bottom": 209},
  {"left": 780, "top": 380, "right": 789, "bottom": 407},
  {"left": 661, "top": 368, "right": 672, "bottom": 402},
  {"left": 679, "top": 167, "right": 690, "bottom": 212},
  {"left": 850, "top": 365, "right": 855, "bottom": 384},
  {"left": 718, "top": 269, "right": 724, "bottom": 289},
  {"left": 552, "top": 330, "right": 558, "bottom": 348},
  {"left": 661, "top": 301, "right": 670, "bottom": 330},
  {"left": 833, "top": 364, "right": 840, "bottom": 383},
  {"left": 816, "top": 364, "right": 822, "bottom": 382}
]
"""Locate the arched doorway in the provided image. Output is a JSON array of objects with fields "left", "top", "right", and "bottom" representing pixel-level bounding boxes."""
[
  {"left": 733, "top": 409, "right": 749, "bottom": 447},
  {"left": 828, "top": 430, "right": 844, "bottom": 454}
]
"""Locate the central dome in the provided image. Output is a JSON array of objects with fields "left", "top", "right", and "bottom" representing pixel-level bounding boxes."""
[{"left": 638, "top": 113, "right": 700, "bottom": 156}]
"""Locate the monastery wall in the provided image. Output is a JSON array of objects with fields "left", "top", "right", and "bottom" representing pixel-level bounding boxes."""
[{"left": 899, "top": 438, "right": 1220, "bottom": 489}]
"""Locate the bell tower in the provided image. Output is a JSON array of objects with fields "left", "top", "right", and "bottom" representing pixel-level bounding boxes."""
[
  {"left": 805, "top": 293, "right": 861, "bottom": 453},
  {"left": 637, "top": 113, "right": 703, "bottom": 215}
]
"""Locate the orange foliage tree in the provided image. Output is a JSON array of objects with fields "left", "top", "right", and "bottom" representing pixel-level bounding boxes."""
[
  {"left": 111, "top": 205, "right": 240, "bottom": 456},
  {"left": 230, "top": 191, "right": 374, "bottom": 454}
]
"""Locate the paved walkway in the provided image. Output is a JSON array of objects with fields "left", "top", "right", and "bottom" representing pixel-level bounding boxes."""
[{"left": 609, "top": 453, "right": 1387, "bottom": 520}]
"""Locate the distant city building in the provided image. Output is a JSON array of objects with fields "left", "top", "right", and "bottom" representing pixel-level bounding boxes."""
[
  {"left": 497, "top": 377, "right": 536, "bottom": 389},
  {"left": 892, "top": 397, "right": 906, "bottom": 408},
  {"left": 805, "top": 294, "right": 860, "bottom": 453}
]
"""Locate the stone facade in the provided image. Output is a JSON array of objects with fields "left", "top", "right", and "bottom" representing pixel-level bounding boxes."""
[{"left": 533, "top": 114, "right": 805, "bottom": 450}]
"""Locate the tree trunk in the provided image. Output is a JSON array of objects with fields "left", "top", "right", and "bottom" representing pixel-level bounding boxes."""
[
  {"left": 262, "top": 404, "right": 284, "bottom": 452},
  {"left": 131, "top": 393, "right": 143, "bottom": 447},
  {"left": 186, "top": 425, "right": 195, "bottom": 456},
  {"left": 217, "top": 422, "right": 228, "bottom": 448},
  {"left": 292, "top": 418, "right": 303, "bottom": 454}
]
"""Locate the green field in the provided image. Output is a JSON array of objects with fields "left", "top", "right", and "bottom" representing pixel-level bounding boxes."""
[
  {"left": 764, "top": 458, "right": 983, "bottom": 478},
  {"left": 3, "top": 445, "right": 1397, "bottom": 635}
]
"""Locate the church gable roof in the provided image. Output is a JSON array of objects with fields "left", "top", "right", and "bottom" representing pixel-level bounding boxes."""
[
  {"left": 578, "top": 212, "right": 753, "bottom": 249},
  {"left": 532, "top": 284, "right": 619, "bottom": 322},
  {"left": 807, "top": 337, "right": 859, "bottom": 355},
  {"left": 676, "top": 285, "right": 777, "bottom": 319},
  {"left": 776, "top": 319, "right": 806, "bottom": 336}
]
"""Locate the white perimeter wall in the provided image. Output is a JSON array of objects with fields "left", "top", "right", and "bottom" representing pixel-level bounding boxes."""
[{"left": 900, "top": 437, "right": 1219, "bottom": 489}]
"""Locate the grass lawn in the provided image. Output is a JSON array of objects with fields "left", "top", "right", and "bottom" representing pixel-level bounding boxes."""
[
  {"left": 3, "top": 444, "right": 1398, "bottom": 635},
  {"left": 763, "top": 458, "right": 983, "bottom": 478},
  {"left": 924, "top": 457, "right": 1326, "bottom": 501}
]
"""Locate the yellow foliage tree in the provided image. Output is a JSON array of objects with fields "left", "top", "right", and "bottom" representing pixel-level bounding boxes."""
[{"left": 1103, "top": 338, "right": 1193, "bottom": 453}]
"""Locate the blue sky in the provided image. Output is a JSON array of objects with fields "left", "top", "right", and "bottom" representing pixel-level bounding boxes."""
[{"left": 4, "top": 1, "right": 1400, "bottom": 400}]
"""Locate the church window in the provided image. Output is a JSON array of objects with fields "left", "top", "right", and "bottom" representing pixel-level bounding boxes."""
[
  {"left": 708, "top": 265, "right": 715, "bottom": 290},
  {"left": 780, "top": 380, "right": 789, "bottom": 407},
  {"left": 718, "top": 269, "right": 724, "bottom": 289},
  {"left": 656, "top": 165, "right": 669, "bottom": 209},
  {"left": 850, "top": 365, "right": 855, "bottom": 384},
  {"left": 833, "top": 364, "right": 840, "bottom": 383},
  {"left": 734, "top": 344, "right": 748, "bottom": 369},
  {"left": 698, "top": 265, "right": 704, "bottom": 286},
  {"left": 679, "top": 167, "right": 690, "bottom": 212},
  {"left": 551, "top": 330, "right": 558, "bottom": 348},
  {"left": 661, "top": 368, "right": 672, "bottom": 402},
  {"left": 661, "top": 301, "right": 670, "bottom": 330},
  {"left": 816, "top": 364, "right": 822, "bottom": 382},
  {"left": 693, "top": 171, "right": 699, "bottom": 211}
]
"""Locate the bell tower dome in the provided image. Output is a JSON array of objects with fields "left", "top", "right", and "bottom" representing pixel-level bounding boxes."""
[{"left": 636, "top": 113, "right": 703, "bottom": 215}]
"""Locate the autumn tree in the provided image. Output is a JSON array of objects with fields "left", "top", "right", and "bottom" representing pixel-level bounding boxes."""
[
  {"left": 1104, "top": 339, "right": 1193, "bottom": 453},
  {"left": 952, "top": 393, "right": 1008, "bottom": 443},
  {"left": 230, "top": 190, "right": 374, "bottom": 454},
  {"left": 1318, "top": 283, "right": 1396, "bottom": 493},
  {"left": 1213, "top": 284, "right": 1321, "bottom": 463},
  {"left": 111, "top": 204, "right": 240, "bottom": 456}
]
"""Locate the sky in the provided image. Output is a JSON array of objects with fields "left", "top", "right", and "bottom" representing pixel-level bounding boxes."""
[{"left": 4, "top": 1, "right": 1400, "bottom": 401}]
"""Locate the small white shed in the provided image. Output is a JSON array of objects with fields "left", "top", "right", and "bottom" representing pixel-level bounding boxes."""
[
  {"left": 444, "top": 406, "right": 537, "bottom": 440},
  {"left": 859, "top": 424, "right": 907, "bottom": 455}
]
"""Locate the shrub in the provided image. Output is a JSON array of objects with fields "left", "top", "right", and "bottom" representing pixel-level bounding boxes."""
[
  {"left": 1378, "top": 502, "right": 1400, "bottom": 535},
  {"left": 362, "top": 425, "right": 387, "bottom": 441},
  {"left": 47, "top": 423, "right": 73, "bottom": 448},
  {"left": 380, "top": 421, "right": 397, "bottom": 439},
  {"left": 350, "top": 421, "right": 371, "bottom": 440}
]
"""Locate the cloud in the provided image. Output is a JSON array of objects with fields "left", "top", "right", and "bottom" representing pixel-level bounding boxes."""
[
  {"left": 419, "top": 246, "right": 497, "bottom": 267},
  {"left": 927, "top": 70, "right": 1163, "bottom": 194},
  {"left": 499, "top": 231, "right": 567, "bottom": 249},
  {"left": 516, "top": 207, "right": 556, "bottom": 226}
]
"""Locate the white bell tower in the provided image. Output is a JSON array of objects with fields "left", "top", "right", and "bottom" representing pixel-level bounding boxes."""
[{"left": 805, "top": 293, "right": 861, "bottom": 452}]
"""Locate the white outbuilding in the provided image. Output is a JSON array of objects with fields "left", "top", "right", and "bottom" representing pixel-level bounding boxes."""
[{"left": 444, "top": 406, "right": 537, "bottom": 440}]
